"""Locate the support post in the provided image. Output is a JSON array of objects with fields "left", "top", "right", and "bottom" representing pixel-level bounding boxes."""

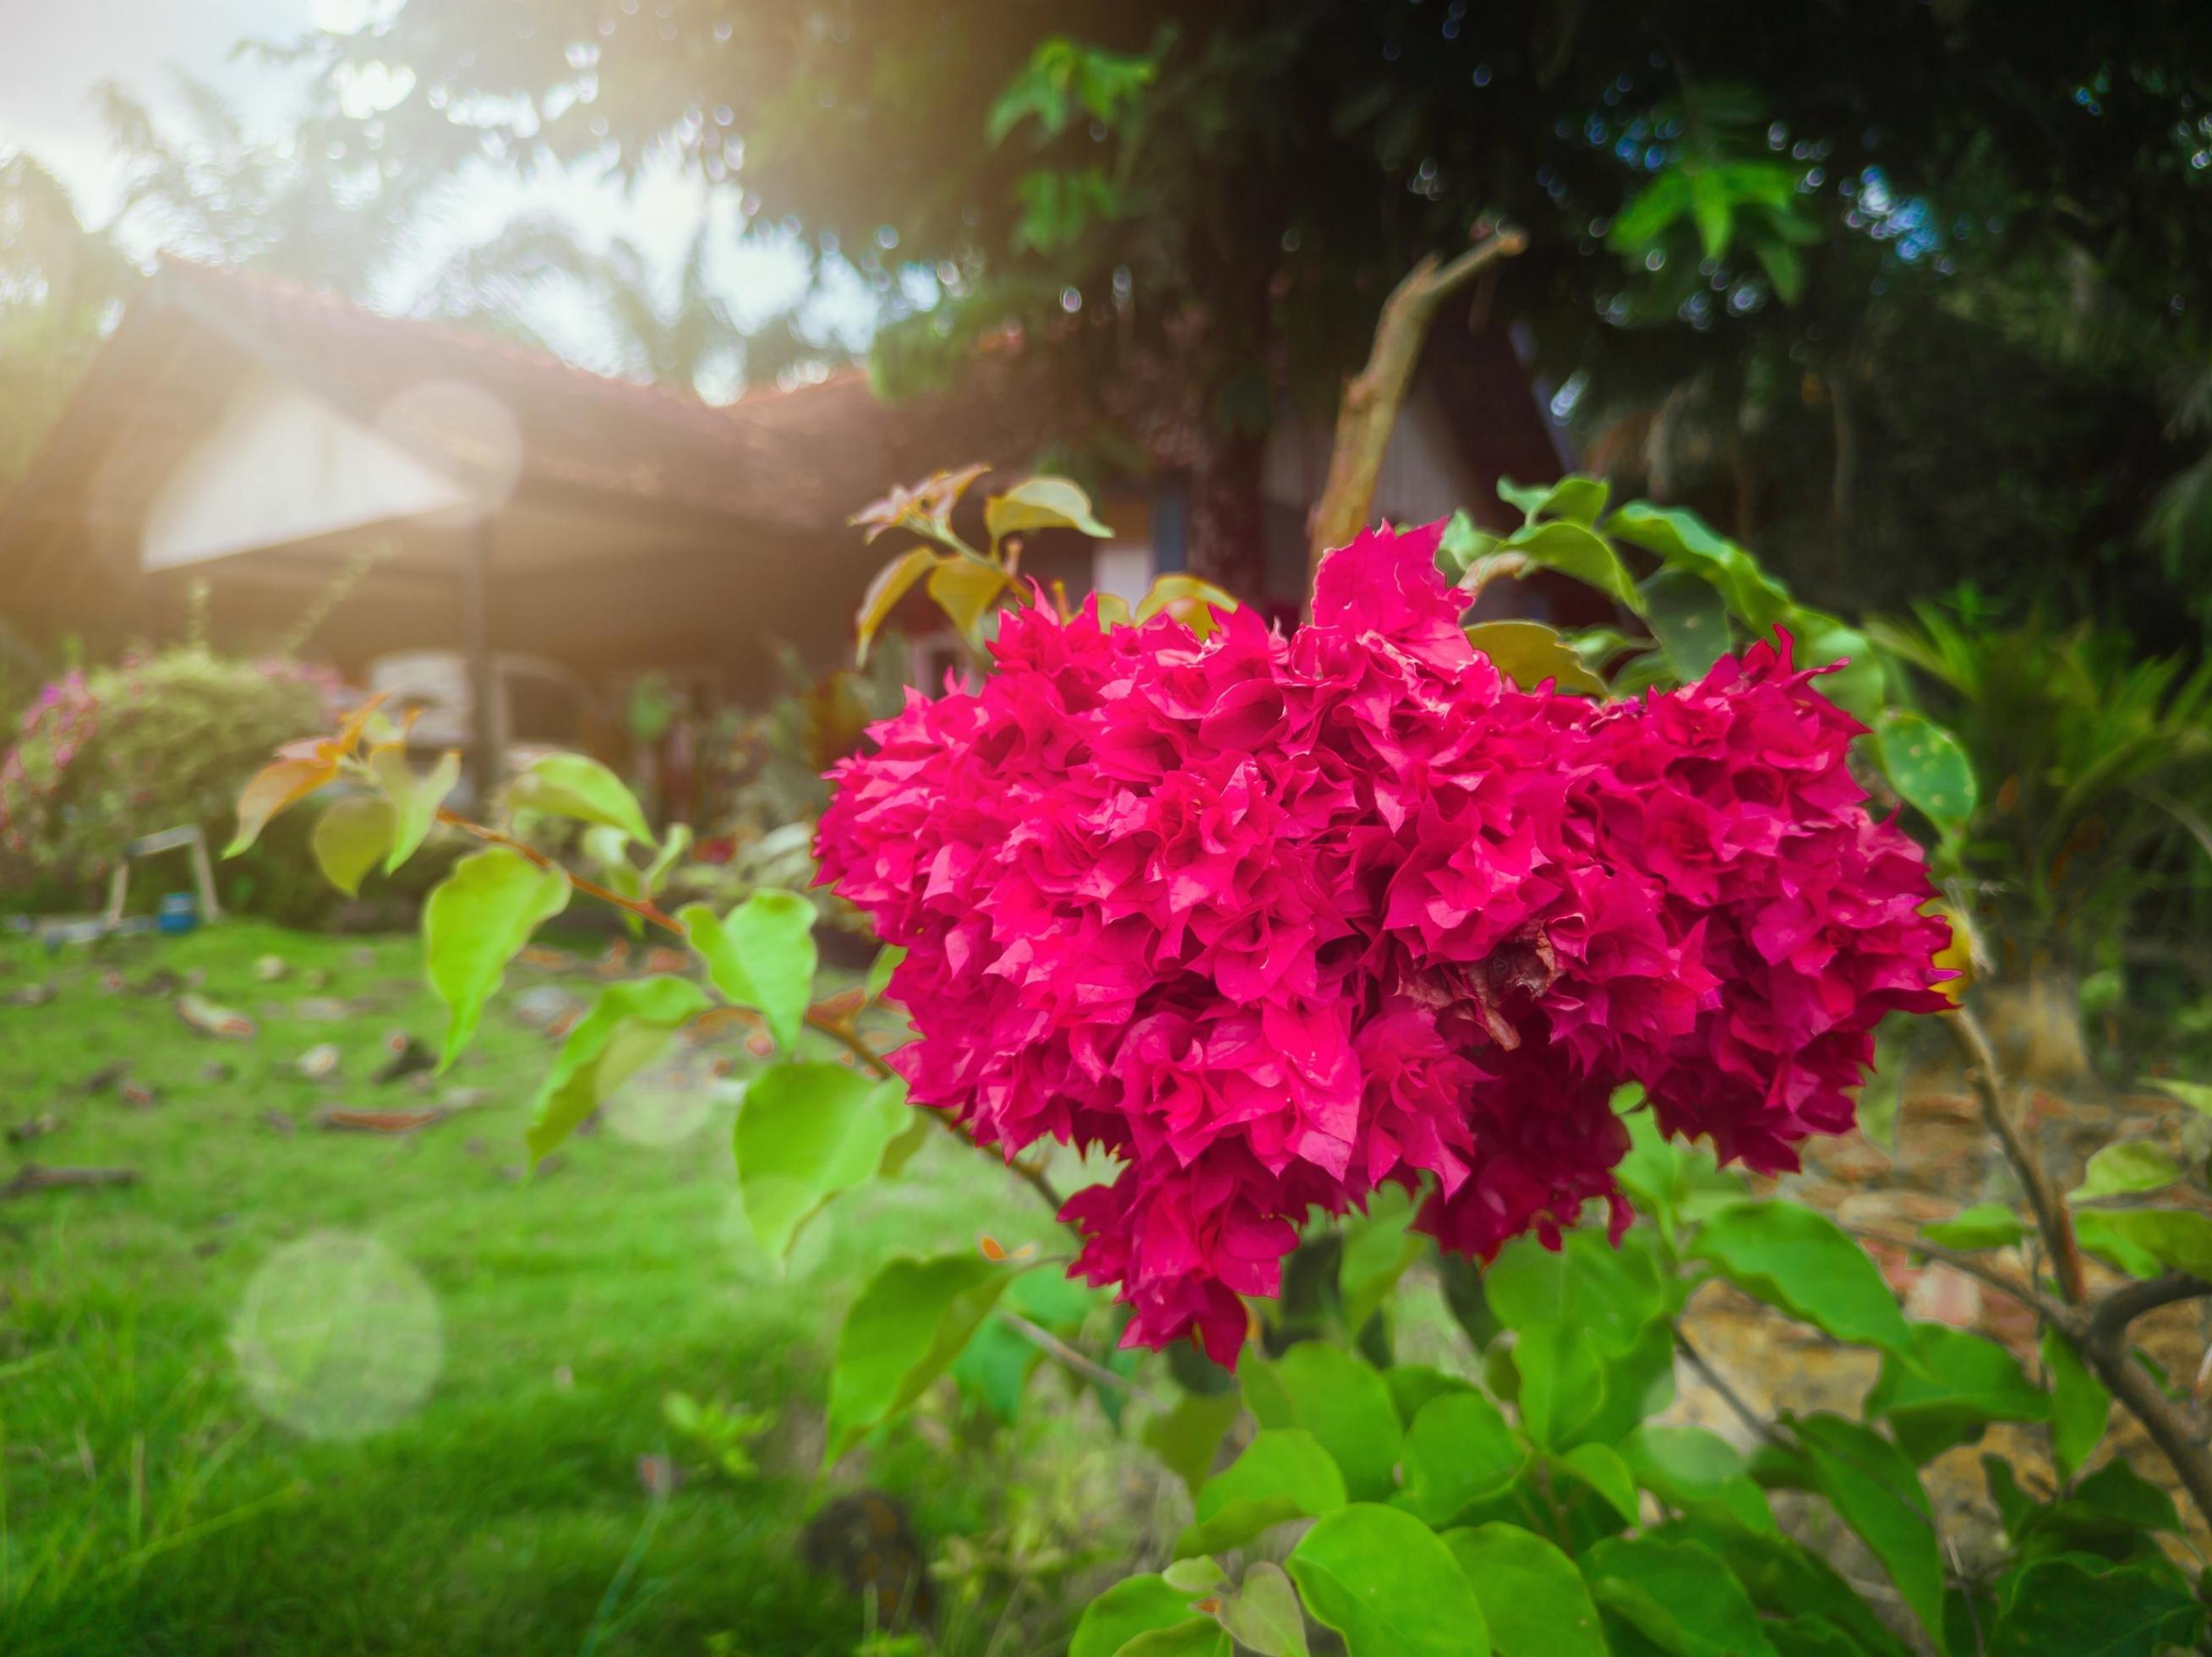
[{"left": 462, "top": 518, "right": 500, "bottom": 807}]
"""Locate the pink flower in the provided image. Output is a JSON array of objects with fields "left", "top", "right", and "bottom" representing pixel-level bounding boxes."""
[{"left": 817, "top": 523, "right": 1952, "bottom": 1364}]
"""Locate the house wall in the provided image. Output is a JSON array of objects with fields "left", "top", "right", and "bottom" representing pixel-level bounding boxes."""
[{"left": 142, "top": 367, "right": 474, "bottom": 572}]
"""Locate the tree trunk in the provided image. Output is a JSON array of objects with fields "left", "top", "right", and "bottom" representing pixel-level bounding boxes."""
[{"left": 1188, "top": 426, "right": 1269, "bottom": 597}]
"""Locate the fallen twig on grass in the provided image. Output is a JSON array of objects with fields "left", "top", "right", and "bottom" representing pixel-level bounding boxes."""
[{"left": 1, "top": 1163, "right": 139, "bottom": 1200}]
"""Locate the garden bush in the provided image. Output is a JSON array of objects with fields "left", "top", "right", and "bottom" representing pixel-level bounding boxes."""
[{"left": 1, "top": 646, "right": 342, "bottom": 921}]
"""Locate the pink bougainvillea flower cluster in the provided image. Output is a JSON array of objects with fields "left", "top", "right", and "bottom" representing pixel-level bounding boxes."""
[{"left": 817, "top": 521, "right": 1952, "bottom": 1365}]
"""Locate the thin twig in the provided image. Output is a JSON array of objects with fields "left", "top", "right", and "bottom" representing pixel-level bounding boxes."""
[
  {"left": 1940, "top": 1006, "right": 2086, "bottom": 1301},
  {"left": 1844, "top": 1227, "right": 2070, "bottom": 1324},
  {"left": 999, "top": 1312, "right": 1161, "bottom": 1408},
  {"left": 435, "top": 809, "right": 684, "bottom": 935},
  {"left": 1673, "top": 1325, "right": 1788, "bottom": 1450},
  {"left": 2088, "top": 1272, "right": 2212, "bottom": 1344}
]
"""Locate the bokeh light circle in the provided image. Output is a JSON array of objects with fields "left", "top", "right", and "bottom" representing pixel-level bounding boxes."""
[{"left": 230, "top": 1230, "right": 444, "bottom": 1441}]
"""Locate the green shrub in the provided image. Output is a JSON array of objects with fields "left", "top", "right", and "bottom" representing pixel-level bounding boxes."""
[{"left": 0, "top": 647, "right": 341, "bottom": 921}]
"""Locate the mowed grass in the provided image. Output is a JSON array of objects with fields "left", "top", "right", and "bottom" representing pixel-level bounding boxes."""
[{"left": 0, "top": 920, "right": 1074, "bottom": 1655}]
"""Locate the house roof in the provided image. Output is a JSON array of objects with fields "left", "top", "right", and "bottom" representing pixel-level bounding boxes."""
[{"left": 0, "top": 258, "right": 1062, "bottom": 622}]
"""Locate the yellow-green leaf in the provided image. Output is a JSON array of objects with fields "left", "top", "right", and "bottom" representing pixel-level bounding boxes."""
[
  {"left": 527, "top": 976, "right": 712, "bottom": 1162},
  {"left": 856, "top": 546, "right": 938, "bottom": 665},
  {"left": 378, "top": 747, "right": 461, "bottom": 875},
  {"left": 1135, "top": 574, "right": 1238, "bottom": 639},
  {"left": 824, "top": 1254, "right": 1021, "bottom": 1464},
  {"left": 423, "top": 847, "right": 571, "bottom": 1069},
  {"left": 2069, "top": 1139, "right": 2182, "bottom": 1204},
  {"left": 680, "top": 891, "right": 818, "bottom": 1053},
  {"left": 1464, "top": 620, "right": 1609, "bottom": 696},
  {"left": 985, "top": 475, "right": 1111, "bottom": 542},
  {"left": 310, "top": 795, "right": 396, "bottom": 898},
  {"left": 507, "top": 752, "right": 653, "bottom": 845},
  {"left": 735, "top": 1062, "right": 911, "bottom": 1258},
  {"left": 926, "top": 555, "right": 1009, "bottom": 638}
]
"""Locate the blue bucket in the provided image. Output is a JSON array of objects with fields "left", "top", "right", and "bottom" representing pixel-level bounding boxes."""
[{"left": 157, "top": 893, "right": 200, "bottom": 935}]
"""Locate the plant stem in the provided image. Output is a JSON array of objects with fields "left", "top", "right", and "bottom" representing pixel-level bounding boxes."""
[
  {"left": 434, "top": 809, "right": 685, "bottom": 935},
  {"left": 1940, "top": 1006, "right": 2086, "bottom": 1301},
  {"left": 999, "top": 1311, "right": 1161, "bottom": 1408},
  {"left": 1941, "top": 1003, "right": 2212, "bottom": 1525},
  {"left": 1843, "top": 1226, "right": 2069, "bottom": 1322}
]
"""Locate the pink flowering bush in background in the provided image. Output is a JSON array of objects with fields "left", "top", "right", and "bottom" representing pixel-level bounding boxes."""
[{"left": 826, "top": 519, "right": 1952, "bottom": 1365}]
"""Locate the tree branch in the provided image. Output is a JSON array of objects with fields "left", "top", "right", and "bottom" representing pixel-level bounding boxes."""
[
  {"left": 1305, "top": 227, "right": 1529, "bottom": 614},
  {"left": 1941, "top": 1006, "right": 2086, "bottom": 1301}
]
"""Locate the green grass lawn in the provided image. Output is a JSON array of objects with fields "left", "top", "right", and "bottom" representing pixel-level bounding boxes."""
[{"left": 0, "top": 920, "right": 1090, "bottom": 1655}]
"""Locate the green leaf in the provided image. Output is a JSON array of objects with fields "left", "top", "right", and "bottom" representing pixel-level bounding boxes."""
[
  {"left": 1795, "top": 615, "right": 1885, "bottom": 723},
  {"left": 1070, "top": 1576, "right": 1201, "bottom": 1657},
  {"left": 1605, "top": 503, "right": 1794, "bottom": 631},
  {"left": 311, "top": 796, "right": 396, "bottom": 898},
  {"left": 2069, "top": 1209, "right": 2168, "bottom": 1279},
  {"left": 1286, "top": 1503, "right": 1489, "bottom": 1657},
  {"left": 856, "top": 547, "right": 938, "bottom": 666},
  {"left": 1692, "top": 1200, "right": 1913, "bottom": 1354},
  {"left": 507, "top": 752, "right": 653, "bottom": 845},
  {"left": 1606, "top": 172, "right": 1694, "bottom": 253},
  {"left": 1245, "top": 1343, "right": 1402, "bottom": 1502},
  {"left": 2041, "top": 1326, "right": 2111, "bottom": 1479},
  {"left": 1463, "top": 621, "right": 1609, "bottom": 696},
  {"left": 926, "top": 555, "right": 1010, "bottom": 639},
  {"left": 1436, "top": 509, "right": 1499, "bottom": 577},
  {"left": 1339, "top": 1183, "right": 1424, "bottom": 1331},
  {"left": 527, "top": 976, "right": 713, "bottom": 1161},
  {"left": 1767, "top": 1616, "right": 1859, "bottom": 1656},
  {"left": 1622, "top": 1426, "right": 1776, "bottom": 1533},
  {"left": 1177, "top": 1428, "right": 1347, "bottom": 1557},
  {"left": 1572, "top": 1319, "right": 1681, "bottom": 1448},
  {"left": 2072, "top": 1207, "right": 2212, "bottom": 1278},
  {"left": 1162, "top": 1559, "right": 1227, "bottom": 1594},
  {"left": 1496, "top": 476, "right": 1553, "bottom": 518},
  {"left": 1439, "top": 1523, "right": 1604, "bottom": 1657},
  {"left": 876, "top": 1109, "right": 932, "bottom": 1178},
  {"left": 986, "top": 475, "right": 1111, "bottom": 541},
  {"left": 1614, "top": 1107, "right": 1748, "bottom": 1246},
  {"left": 1638, "top": 567, "right": 1734, "bottom": 681},
  {"left": 1486, "top": 1228, "right": 1665, "bottom": 1445},
  {"left": 1874, "top": 710, "right": 1980, "bottom": 833},
  {"left": 1143, "top": 1389, "right": 1245, "bottom": 1498},
  {"left": 1581, "top": 1534, "right": 1776, "bottom": 1657},
  {"left": 680, "top": 891, "right": 818, "bottom": 1053},
  {"left": 1864, "top": 1322, "right": 2050, "bottom": 1462},
  {"left": 1385, "top": 1364, "right": 1474, "bottom": 1427},
  {"left": 735, "top": 1063, "right": 911, "bottom": 1258},
  {"left": 1535, "top": 475, "right": 1611, "bottom": 526},
  {"left": 1502, "top": 519, "right": 1643, "bottom": 613},
  {"left": 1754, "top": 237, "right": 1805, "bottom": 305},
  {"left": 1792, "top": 1413, "right": 1944, "bottom": 1642},
  {"left": 642, "top": 823, "right": 691, "bottom": 894},
  {"left": 866, "top": 943, "right": 908, "bottom": 1001},
  {"left": 1690, "top": 171, "right": 1734, "bottom": 260},
  {"left": 1114, "top": 1622, "right": 1231, "bottom": 1657},
  {"left": 1986, "top": 1556, "right": 2205, "bottom": 1656},
  {"left": 1920, "top": 1204, "right": 2029, "bottom": 1250},
  {"left": 423, "top": 848, "right": 571, "bottom": 1070},
  {"left": 1557, "top": 1441, "right": 1639, "bottom": 1524},
  {"left": 1669, "top": 1519, "right": 1910, "bottom": 1656},
  {"left": 1391, "top": 1391, "right": 1524, "bottom": 1524},
  {"left": 2068, "top": 1140, "right": 2182, "bottom": 1204},
  {"left": 824, "top": 1254, "right": 1020, "bottom": 1464},
  {"left": 379, "top": 747, "right": 460, "bottom": 874},
  {"left": 1216, "top": 1561, "right": 1309, "bottom": 1657},
  {"left": 2143, "top": 1077, "right": 2212, "bottom": 1116}
]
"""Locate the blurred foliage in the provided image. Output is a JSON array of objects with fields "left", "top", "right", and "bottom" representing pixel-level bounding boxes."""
[
  {"left": 296, "top": 0, "right": 2212, "bottom": 621},
  {"left": 0, "top": 648, "right": 344, "bottom": 922}
]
